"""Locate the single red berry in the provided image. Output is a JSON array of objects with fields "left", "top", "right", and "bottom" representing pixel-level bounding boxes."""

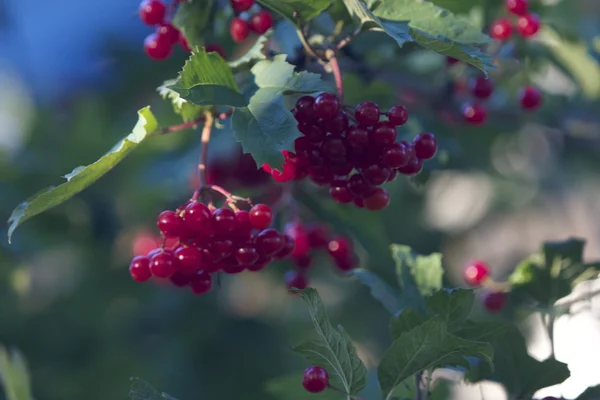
[
  {"left": 323, "top": 112, "right": 349, "bottom": 135},
  {"left": 247, "top": 254, "right": 271, "bottom": 271},
  {"left": 205, "top": 43, "right": 227, "bottom": 59},
  {"left": 230, "top": 17, "right": 250, "bottom": 43},
  {"left": 157, "top": 210, "right": 184, "bottom": 238},
  {"left": 313, "top": 93, "right": 340, "bottom": 121},
  {"left": 230, "top": 0, "right": 254, "bottom": 13},
  {"left": 275, "top": 234, "right": 296, "bottom": 259},
  {"left": 249, "top": 204, "right": 273, "bottom": 230},
  {"left": 362, "top": 164, "right": 390, "bottom": 186},
  {"left": 144, "top": 33, "right": 172, "bottom": 60},
  {"left": 489, "top": 18, "right": 512, "bottom": 41},
  {"left": 302, "top": 366, "right": 329, "bottom": 393},
  {"left": 505, "top": 0, "right": 528, "bottom": 16},
  {"left": 320, "top": 136, "right": 347, "bottom": 160},
  {"left": 139, "top": 0, "right": 166, "bottom": 25},
  {"left": 387, "top": 169, "right": 397, "bottom": 182},
  {"left": 516, "top": 13, "right": 540, "bottom": 38},
  {"left": 150, "top": 252, "right": 177, "bottom": 278},
  {"left": 249, "top": 10, "right": 273, "bottom": 34},
  {"left": 299, "top": 124, "right": 326, "bottom": 143},
  {"left": 355, "top": 101, "right": 381, "bottom": 127},
  {"left": 285, "top": 222, "right": 309, "bottom": 259},
  {"left": 210, "top": 239, "right": 235, "bottom": 260},
  {"left": 130, "top": 256, "right": 152, "bottom": 282},
  {"left": 483, "top": 291, "right": 507, "bottom": 313},
  {"left": 387, "top": 105, "right": 409, "bottom": 126},
  {"left": 462, "top": 102, "right": 488, "bottom": 125},
  {"left": 328, "top": 236, "right": 352, "bottom": 261},
  {"left": 183, "top": 202, "right": 212, "bottom": 233},
  {"left": 370, "top": 121, "right": 397, "bottom": 146},
  {"left": 156, "top": 23, "right": 180, "bottom": 45},
  {"left": 285, "top": 270, "right": 308, "bottom": 290},
  {"left": 334, "top": 255, "right": 356, "bottom": 272},
  {"left": 307, "top": 225, "right": 329, "bottom": 248},
  {"left": 169, "top": 271, "right": 191, "bottom": 287},
  {"left": 212, "top": 208, "right": 237, "bottom": 234},
  {"left": 222, "top": 257, "right": 245, "bottom": 274},
  {"left": 294, "top": 96, "right": 317, "bottom": 124},
  {"left": 347, "top": 174, "right": 376, "bottom": 198},
  {"left": 413, "top": 132, "right": 437, "bottom": 160},
  {"left": 382, "top": 143, "right": 409, "bottom": 168},
  {"left": 363, "top": 188, "right": 390, "bottom": 211},
  {"left": 179, "top": 35, "right": 192, "bottom": 52},
  {"left": 346, "top": 127, "right": 370, "bottom": 148},
  {"left": 397, "top": 157, "right": 423, "bottom": 176},
  {"left": 255, "top": 228, "right": 284, "bottom": 256},
  {"left": 174, "top": 246, "right": 203, "bottom": 276},
  {"left": 329, "top": 179, "right": 353, "bottom": 204},
  {"left": 519, "top": 86, "right": 542, "bottom": 110},
  {"left": 236, "top": 247, "right": 260, "bottom": 266},
  {"left": 469, "top": 76, "right": 494, "bottom": 99},
  {"left": 307, "top": 166, "right": 334, "bottom": 185},
  {"left": 190, "top": 270, "right": 213, "bottom": 295},
  {"left": 463, "top": 260, "right": 490, "bottom": 286},
  {"left": 234, "top": 210, "right": 253, "bottom": 239}
]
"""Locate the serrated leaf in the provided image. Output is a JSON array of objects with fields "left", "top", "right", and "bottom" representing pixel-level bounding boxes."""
[
  {"left": 158, "top": 79, "right": 206, "bottom": 122},
  {"left": 342, "top": 0, "right": 412, "bottom": 46},
  {"left": 428, "top": 0, "right": 483, "bottom": 14},
  {"left": 390, "top": 308, "right": 428, "bottom": 339},
  {"left": 129, "top": 378, "right": 178, "bottom": 400},
  {"left": 292, "top": 288, "right": 367, "bottom": 395},
  {"left": 378, "top": 317, "right": 493, "bottom": 400},
  {"left": 252, "top": 55, "right": 330, "bottom": 93},
  {"left": 426, "top": 289, "right": 474, "bottom": 332},
  {"left": 348, "top": 269, "right": 402, "bottom": 315},
  {"left": 455, "top": 320, "right": 512, "bottom": 342},
  {"left": 577, "top": 385, "right": 600, "bottom": 400},
  {"left": 257, "top": 0, "right": 332, "bottom": 25},
  {"left": 228, "top": 32, "right": 271, "bottom": 69},
  {"left": 391, "top": 245, "right": 427, "bottom": 313},
  {"left": 391, "top": 244, "right": 444, "bottom": 298},
  {"left": 7, "top": 107, "right": 158, "bottom": 243},
  {"left": 0, "top": 346, "right": 32, "bottom": 400},
  {"left": 169, "top": 49, "right": 247, "bottom": 107},
  {"left": 172, "top": 0, "right": 215, "bottom": 48},
  {"left": 265, "top": 373, "right": 343, "bottom": 400}
]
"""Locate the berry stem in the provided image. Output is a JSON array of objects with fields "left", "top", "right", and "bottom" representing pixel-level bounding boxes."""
[
  {"left": 154, "top": 110, "right": 232, "bottom": 136},
  {"left": 294, "top": 24, "right": 322, "bottom": 62},
  {"left": 326, "top": 50, "right": 344, "bottom": 102},
  {"left": 197, "top": 111, "right": 214, "bottom": 188}
]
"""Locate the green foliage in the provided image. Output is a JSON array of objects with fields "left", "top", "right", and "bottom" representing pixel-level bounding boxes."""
[
  {"left": 578, "top": 385, "right": 600, "bottom": 400},
  {"left": 347, "top": 269, "right": 402, "bottom": 315},
  {"left": 169, "top": 49, "right": 247, "bottom": 107},
  {"left": 0, "top": 346, "right": 32, "bottom": 400},
  {"left": 292, "top": 288, "right": 367, "bottom": 396},
  {"left": 264, "top": 373, "right": 343, "bottom": 400},
  {"left": 7, "top": 107, "right": 158, "bottom": 242},
  {"left": 428, "top": 0, "right": 483, "bottom": 14},
  {"left": 129, "top": 378, "right": 178, "bottom": 400},
  {"left": 228, "top": 33, "right": 271, "bottom": 69},
  {"left": 158, "top": 79, "right": 207, "bottom": 122},
  {"left": 257, "top": 0, "right": 333, "bottom": 25},
  {"left": 172, "top": 0, "right": 215, "bottom": 49},
  {"left": 391, "top": 244, "right": 443, "bottom": 299}
]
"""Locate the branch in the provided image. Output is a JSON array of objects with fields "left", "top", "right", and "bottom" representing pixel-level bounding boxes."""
[
  {"left": 197, "top": 111, "right": 214, "bottom": 188},
  {"left": 326, "top": 49, "right": 344, "bottom": 102},
  {"left": 153, "top": 109, "right": 233, "bottom": 136}
]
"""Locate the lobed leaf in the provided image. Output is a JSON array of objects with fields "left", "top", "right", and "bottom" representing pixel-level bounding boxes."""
[
  {"left": 257, "top": 0, "right": 333, "bottom": 25},
  {"left": 425, "top": 289, "right": 474, "bottom": 333}
]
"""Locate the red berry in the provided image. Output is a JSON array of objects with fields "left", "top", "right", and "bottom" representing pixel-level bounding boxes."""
[
  {"left": 302, "top": 366, "right": 329, "bottom": 393},
  {"left": 234, "top": 210, "right": 253, "bottom": 239},
  {"left": 347, "top": 174, "right": 376, "bottom": 198},
  {"left": 516, "top": 13, "right": 540, "bottom": 38},
  {"left": 362, "top": 165, "right": 390, "bottom": 186},
  {"left": 212, "top": 208, "right": 237, "bottom": 234},
  {"left": 354, "top": 101, "right": 380, "bottom": 127},
  {"left": 255, "top": 228, "right": 284, "bottom": 256},
  {"left": 463, "top": 260, "right": 490, "bottom": 286},
  {"left": 329, "top": 180, "right": 353, "bottom": 204},
  {"left": 144, "top": 33, "right": 172, "bottom": 60},
  {"left": 275, "top": 234, "right": 296, "bottom": 259},
  {"left": 183, "top": 202, "right": 212, "bottom": 233},
  {"left": 294, "top": 96, "right": 317, "bottom": 124},
  {"left": 387, "top": 105, "right": 409, "bottom": 126},
  {"left": 328, "top": 236, "right": 352, "bottom": 261},
  {"left": 462, "top": 102, "right": 488, "bottom": 125},
  {"left": 346, "top": 127, "right": 370, "bottom": 148},
  {"left": 413, "top": 132, "right": 437, "bottom": 160},
  {"left": 249, "top": 204, "right": 273, "bottom": 230},
  {"left": 157, "top": 210, "right": 184, "bottom": 238},
  {"left": 130, "top": 256, "right": 152, "bottom": 282},
  {"left": 230, "top": 0, "right": 254, "bottom": 13},
  {"left": 230, "top": 17, "right": 250, "bottom": 42},
  {"left": 382, "top": 143, "right": 409, "bottom": 168},
  {"left": 446, "top": 57, "right": 460, "bottom": 65},
  {"left": 249, "top": 10, "right": 273, "bottom": 34},
  {"left": 320, "top": 136, "right": 347, "bottom": 160},
  {"left": 323, "top": 112, "right": 349, "bottom": 135},
  {"left": 190, "top": 270, "right": 213, "bottom": 295},
  {"left": 285, "top": 222, "right": 309, "bottom": 259},
  {"left": 483, "top": 291, "right": 507, "bottom": 313},
  {"left": 156, "top": 23, "right": 180, "bottom": 45},
  {"left": 313, "top": 93, "right": 340, "bottom": 121},
  {"left": 397, "top": 157, "right": 423, "bottom": 176},
  {"left": 210, "top": 239, "right": 235, "bottom": 260},
  {"left": 170, "top": 271, "right": 191, "bottom": 287},
  {"left": 505, "top": 0, "right": 528, "bottom": 16},
  {"left": 469, "top": 76, "right": 494, "bottom": 99},
  {"left": 307, "top": 166, "right": 334, "bottom": 185},
  {"left": 139, "top": 0, "right": 166, "bottom": 25},
  {"left": 205, "top": 43, "right": 227, "bottom": 59},
  {"left": 299, "top": 124, "right": 326, "bottom": 143},
  {"left": 308, "top": 225, "right": 329, "bottom": 248},
  {"left": 363, "top": 188, "right": 390, "bottom": 210},
  {"left": 370, "top": 121, "right": 397, "bottom": 146},
  {"left": 175, "top": 246, "right": 203, "bottom": 276},
  {"left": 334, "top": 255, "right": 356, "bottom": 272},
  {"left": 489, "top": 18, "right": 512, "bottom": 41},
  {"left": 519, "top": 86, "right": 542, "bottom": 110},
  {"left": 236, "top": 247, "right": 259, "bottom": 265},
  {"left": 150, "top": 252, "right": 177, "bottom": 278},
  {"left": 285, "top": 270, "right": 308, "bottom": 290}
]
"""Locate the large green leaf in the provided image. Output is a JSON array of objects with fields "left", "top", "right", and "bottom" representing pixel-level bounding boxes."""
[
  {"left": 0, "top": 346, "right": 32, "bottom": 400},
  {"left": 292, "top": 288, "right": 367, "bottom": 395},
  {"left": 252, "top": 55, "right": 330, "bottom": 93},
  {"left": 426, "top": 289, "right": 474, "bottom": 333},
  {"left": 342, "top": 0, "right": 412, "bottom": 47},
  {"left": 169, "top": 49, "right": 247, "bottom": 107},
  {"left": 172, "top": 0, "right": 215, "bottom": 49},
  {"left": 391, "top": 244, "right": 444, "bottom": 298},
  {"left": 347, "top": 269, "right": 402, "bottom": 315},
  {"left": 7, "top": 107, "right": 158, "bottom": 243},
  {"left": 257, "top": 0, "right": 332, "bottom": 25},
  {"left": 265, "top": 373, "right": 343, "bottom": 400},
  {"left": 158, "top": 79, "right": 206, "bottom": 122},
  {"left": 378, "top": 317, "right": 493, "bottom": 400},
  {"left": 129, "top": 378, "right": 178, "bottom": 400}
]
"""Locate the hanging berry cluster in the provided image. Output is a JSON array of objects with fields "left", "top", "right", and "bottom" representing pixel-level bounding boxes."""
[
  {"left": 261, "top": 93, "right": 438, "bottom": 211},
  {"left": 283, "top": 223, "right": 358, "bottom": 290},
  {"left": 129, "top": 198, "right": 295, "bottom": 295},
  {"left": 139, "top": 0, "right": 191, "bottom": 60},
  {"left": 228, "top": 0, "right": 273, "bottom": 43},
  {"left": 489, "top": 0, "right": 541, "bottom": 41}
]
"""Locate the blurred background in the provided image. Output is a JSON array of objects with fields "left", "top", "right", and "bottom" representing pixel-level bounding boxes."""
[{"left": 1, "top": 0, "right": 600, "bottom": 399}]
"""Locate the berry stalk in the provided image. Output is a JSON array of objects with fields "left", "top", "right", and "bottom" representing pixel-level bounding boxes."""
[
  {"left": 197, "top": 111, "right": 214, "bottom": 188},
  {"left": 327, "top": 50, "right": 344, "bottom": 102}
]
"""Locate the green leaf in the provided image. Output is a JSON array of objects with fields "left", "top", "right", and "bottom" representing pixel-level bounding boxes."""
[
  {"left": 391, "top": 244, "right": 444, "bottom": 297},
  {"left": 265, "top": 373, "right": 343, "bottom": 400},
  {"left": 0, "top": 346, "right": 32, "bottom": 400},
  {"left": 252, "top": 55, "right": 330, "bottom": 93},
  {"left": 7, "top": 107, "right": 158, "bottom": 243},
  {"left": 577, "top": 385, "right": 600, "bottom": 400},
  {"left": 428, "top": 0, "right": 483, "bottom": 14},
  {"left": 169, "top": 48, "right": 247, "bottom": 107},
  {"left": 455, "top": 320, "right": 512, "bottom": 342},
  {"left": 257, "top": 0, "right": 333, "bottom": 25},
  {"left": 129, "top": 378, "right": 178, "bottom": 400},
  {"left": 228, "top": 32, "right": 271, "bottom": 69},
  {"left": 347, "top": 269, "right": 402, "bottom": 315},
  {"left": 172, "top": 0, "right": 215, "bottom": 48},
  {"left": 158, "top": 79, "right": 206, "bottom": 122},
  {"left": 390, "top": 308, "right": 428, "bottom": 339},
  {"left": 378, "top": 317, "right": 493, "bottom": 400},
  {"left": 342, "top": 0, "right": 412, "bottom": 46},
  {"left": 426, "top": 289, "right": 474, "bottom": 332},
  {"left": 391, "top": 245, "right": 427, "bottom": 313},
  {"left": 292, "top": 288, "right": 367, "bottom": 395}
]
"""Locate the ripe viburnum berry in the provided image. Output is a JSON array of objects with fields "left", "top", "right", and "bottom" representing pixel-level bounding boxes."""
[
  {"left": 230, "top": 17, "right": 250, "bottom": 42},
  {"left": 516, "top": 13, "right": 540, "bottom": 38},
  {"left": 505, "top": 0, "right": 528, "bottom": 16},
  {"left": 230, "top": 0, "right": 254, "bottom": 13},
  {"left": 248, "top": 204, "right": 273, "bottom": 230},
  {"left": 469, "top": 76, "right": 494, "bottom": 99},
  {"left": 285, "top": 270, "right": 308, "bottom": 290},
  {"left": 413, "top": 132, "right": 437, "bottom": 160},
  {"left": 462, "top": 102, "right": 488, "bottom": 125},
  {"left": 354, "top": 101, "right": 381, "bottom": 127},
  {"left": 156, "top": 24, "right": 180, "bottom": 45},
  {"left": 249, "top": 11, "right": 273, "bottom": 34},
  {"left": 489, "top": 18, "right": 512, "bottom": 41},
  {"left": 387, "top": 105, "right": 409, "bottom": 126},
  {"left": 130, "top": 256, "right": 152, "bottom": 282},
  {"left": 139, "top": 0, "right": 166, "bottom": 25},
  {"left": 463, "top": 260, "right": 490, "bottom": 286},
  {"left": 144, "top": 33, "right": 172, "bottom": 60},
  {"left": 302, "top": 366, "right": 329, "bottom": 393},
  {"left": 519, "top": 86, "right": 542, "bottom": 110},
  {"left": 483, "top": 291, "right": 507, "bottom": 313}
]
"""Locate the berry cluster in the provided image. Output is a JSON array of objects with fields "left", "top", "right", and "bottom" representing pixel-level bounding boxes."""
[
  {"left": 462, "top": 260, "right": 508, "bottom": 313},
  {"left": 302, "top": 366, "right": 329, "bottom": 393},
  {"left": 283, "top": 223, "right": 358, "bottom": 290},
  {"left": 261, "top": 93, "right": 438, "bottom": 211},
  {"left": 139, "top": 0, "right": 189, "bottom": 60},
  {"left": 489, "top": 0, "right": 541, "bottom": 41},
  {"left": 228, "top": 0, "right": 273, "bottom": 43},
  {"left": 129, "top": 202, "right": 295, "bottom": 295}
]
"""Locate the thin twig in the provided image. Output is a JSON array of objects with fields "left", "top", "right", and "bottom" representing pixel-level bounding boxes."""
[
  {"left": 295, "top": 25, "right": 322, "bottom": 61},
  {"left": 154, "top": 109, "right": 233, "bottom": 136},
  {"left": 197, "top": 111, "right": 214, "bottom": 188},
  {"left": 326, "top": 49, "right": 344, "bottom": 102}
]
